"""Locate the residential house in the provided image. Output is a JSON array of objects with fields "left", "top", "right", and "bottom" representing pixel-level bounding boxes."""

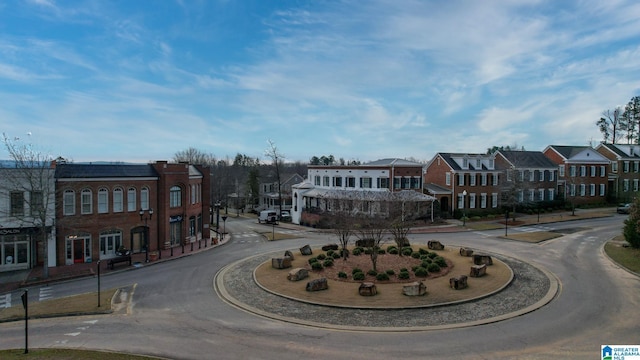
[
  {"left": 424, "top": 153, "right": 501, "bottom": 216},
  {"left": 0, "top": 167, "right": 56, "bottom": 272},
  {"left": 595, "top": 143, "right": 640, "bottom": 202},
  {"left": 259, "top": 172, "right": 304, "bottom": 212},
  {"left": 542, "top": 145, "right": 609, "bottom": 205},
  {"left": 494, "top": 150, "right": 559, "bottom": 206},
  {"left": 54, "top": 161, "right": 210, "bottom": 266},
  {"left": 291, "top": 158, "right": 433, "bottom": 225}
]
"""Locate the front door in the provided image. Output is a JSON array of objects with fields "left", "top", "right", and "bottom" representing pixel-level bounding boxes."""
[{"left": 73, "top": 238, "right": 84, "bottom": 263}]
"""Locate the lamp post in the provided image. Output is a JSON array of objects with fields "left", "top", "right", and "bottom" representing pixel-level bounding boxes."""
[
  {"left": 462, "top": 190, "right": 467, "bottom": 226},
  {"left": 139, "top": 208, "right": 153, "bottom": 262},
  {"left": 221, "top": 215, "right": 228, "bottom": 240},
  {"left": 215, "top": 202, "right": 221, "bottom": 240}
]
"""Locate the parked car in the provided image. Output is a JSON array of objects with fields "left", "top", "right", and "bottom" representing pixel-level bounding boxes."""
[
  {"left": 280, "top": 210, "right": 291, "bottom": 222},
  {"left": 617, "top": 203, "right": 632, "bottom": 214}
]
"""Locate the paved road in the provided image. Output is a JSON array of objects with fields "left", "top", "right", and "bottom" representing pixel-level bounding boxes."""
[{"left": 0, "top": 216, "right": 638, "bottom": 359}]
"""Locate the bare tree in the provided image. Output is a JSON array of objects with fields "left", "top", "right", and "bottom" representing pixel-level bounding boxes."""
[
  {"left": 354, "top": 218, "right": 386, "bottom": 272},
  {"left": 1, "top": 133, "right": 57, "bottom": 278},
  {"left": 597, "top": 107, "right": 623, "bottom": 144},
  {"left": 264, "top": 140, "right": 284, "bottom": 216},
  {"left": 173, "top": 147, "right": 216, "bottom": 165},
  {"left": 388, "top": 200, "right": 411, "bottom": 256}
]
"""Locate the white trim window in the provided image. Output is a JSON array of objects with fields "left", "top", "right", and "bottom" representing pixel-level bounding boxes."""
[
  {"left": 128, "top": 187, "right": 136, "bottom": 212},
  {"left": 458, "top": 174, "right": 464, "bottom": 186},
  {"left": 480, "top": 193, "right": 487, "bottom": 208},
  {"left": 81, "top": 189, "right": 92, "bottom": 214},
  {"left": 100, "top": 230, "right": 122, "bottom": 258},
  {"left": 549, "top": 171, "right": 555, "bottom": 181},
  {"left": 323, "top": 176, "right": 330, "bottom": 186},
  {"left": 570, "top": 184, "right": 576, "bottom": 197},
  {"left": 580, "top": 166, "right": 586, "bottom": 177},
  {"left": 63, "top": 189, "right": 75, "bottom": 215},
  {"left": 113, "top": 187, "right": 123, "bottom": 213},
  {"left": 469, "top": 193, "right": 476, "bottom": 209},
  {"left": 624, "top": 161, "right": 630, "bottom": 173},
  {"left": 445, "top": 172, "right": 451, "bottom": 186},
  {"left": 600, "top": 184, "right": 605, "bottom": 196},
  {"left": 98, "top": 188, "right": 108, "bottom": 213},
  {"left": 481, "top": 173, "right": 487, "bottom": 186},
  {"left": 600, "top": 166, "right": 606, "bottom": 177},
  {"left": 492, "top": 173, "right": 498, "bottom": 186},
  {"left": 590, "top": 184, "right": 595, "bottom": 196},
  {"left": 538, "top": 189, "right": 545, "bottom": 201},
  {"left": 548, "top": 188, "right": 555, "bottom": 201},
  {"left": 529, "top": 189, "right": 535, "bottom": 202},
  {"left": 624, "top": 179, "right": 630, "bottom": 192},
  {"left": 580, "top": 184, "right": 586, "bottom": 196},
  {"left": 570, "top": 166, "right": 576, "bottom": 177},
  {"left": 590, "top": 166, "right": 596, "bottom": 177},
  {"left": 458, "top": 194, "right": 464, "bottom": 209},
  {"left": 470, "top": 174, "right": 476, "bottom": 186},
  {"left": 559, "top": 165, "right": 565, "bottom": 177},
  {"left": 170, "top": 186, "right": 182, "bottom": 207},
  {"left": 491, "top": 193, "right": 498, "bottom": 208},
  {"left": 529, "top": 170, "right": 535, "bottom": 182},
  {"left": 634, "top": 179, "right": 639, "bottom": 192},
  {"left": 539, "top": 170, "right": 544, "bottom": 181},
  {"left": 141, "top": 187, "right": 149, "bottom": 210}
]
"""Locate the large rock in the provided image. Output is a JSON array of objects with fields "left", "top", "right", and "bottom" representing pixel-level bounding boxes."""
[
  {"left": 306, "top": 278, "right": 328, "bottom": 292},
  {"left": 299, "top": 244, "right": 313, "bottom": 256},
  {"left": 470, "top": 264, "right": 487, "bottom": 277},
  {"left": 449, "top": 275, "right": 468, "bottom": 290},
  {"left": 287, "top": 268, "right": 309, "bottom": 281},
  {"left": 402, "top": 281, "right": 427, "bottom": 296},
  {"left": 359, "top": 282, "right": 377, "bottom": 296},
  {"left": 284, "top": 250, "right": 295, "bottom": 260},
  {"left": 473, "top": 254, "right": 493, "bottom": 266},
  {"left": 428, "top": 240, "right": 445, "bottom": 250},
  {"left": 459, "top": 247, "right": 474, "bottom": 257},
  {"left": 271, "top": 257, "right": 292, "bottom": 269}
]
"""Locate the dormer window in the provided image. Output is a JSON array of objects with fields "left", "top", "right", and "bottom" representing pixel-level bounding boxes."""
[
  {"left": 462, "top": 158, "right": 468, "bottom": 168},
  {"left": 476, "top": 159, "right": 481, "bottom": 168}
]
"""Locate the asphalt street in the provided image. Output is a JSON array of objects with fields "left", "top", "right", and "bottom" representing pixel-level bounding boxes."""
[{"left": 0, "top": 215, "right": 638, "bottom": 360}]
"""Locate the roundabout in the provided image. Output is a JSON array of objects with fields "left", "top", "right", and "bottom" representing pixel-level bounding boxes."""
[{"left": 215, "top": 245, "right": 559, "bottom": 332}]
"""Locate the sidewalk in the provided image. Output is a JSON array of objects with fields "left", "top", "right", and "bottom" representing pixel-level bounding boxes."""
[{"left": 0, "top": 234, "right": 229, "bottom": 294}]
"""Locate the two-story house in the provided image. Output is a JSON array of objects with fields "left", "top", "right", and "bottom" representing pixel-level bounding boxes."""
[
  {"left": 595, "top": 143, "right": 640, "bottom": 202},
  {"left": 494, "top": 150, "right": 559, "bottom": 206},
  {"left": 0, "top": 167, "right": 56, "bottom": 272},
  {"left": 424, "top": 153, "right": 501, "bottom": 216},
  {"left": 259, "top": 173, "right": 304, "bottom": 212},
  {"left": 543, "top": 145, "right": 610, "bottom": 205},
  {"left": 291, "top": 158, "right": 433, "bottom": 225},
  {"left": 54, "top": 161, "right": 210, "bottom": 266}
]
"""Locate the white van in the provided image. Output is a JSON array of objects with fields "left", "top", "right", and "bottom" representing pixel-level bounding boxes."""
[{"left": 258, "top": 210, "right": 278, "bottom": 224}]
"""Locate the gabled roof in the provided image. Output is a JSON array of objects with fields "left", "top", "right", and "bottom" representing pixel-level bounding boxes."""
[
  {"left": 55, "top": 164, "right": 158, "bottom": 179},
  {"left": 433, "top": 153, "right": 494, "bottom": 171},
  {"left": 596, "top": 143, "right": 640, "bottom": 159},
  {"left": 364, "top": 158, "right": 423, "bottom": 167},
  {"left": 497, "top": 150, "right": 557, "bottom": 168},
  {"left": 545, "top": 145, "right": 589, "bottom": 159},
  {"left": 425, "top": 183, "right": 451, "bottom": 195}
]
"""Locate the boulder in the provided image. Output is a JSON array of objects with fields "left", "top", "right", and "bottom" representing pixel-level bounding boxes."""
[
  {"left": 459, "top": 247, "right": 474, "bottom": 257},
  {"left": 358, "top": 282, "right": 377, "bottom": 296},
  {"left": 402, "top": 281, "right": 427, "bottom": 296},
  {"left": 321, "top": 244, "right": 339, "bottom": 251},
  {"left": 284, "top": 250, "right": 295, "bottom": 260},
  {"left": 299, "top": 244, "right": 313, "bottom": 256},
  {"left": 449, "top": 275, "right": 468, "bottom": 290},
  {"left": 306, "top": 278, "right": 328, "bottom": 292},
  {"left": 428, "top": 240, "right": 445, "bottom": 250},
  {"left": 473, "top": 254, "right": 493, "bottom": 266},
  {"left": 287, "top": 268, "right": 309, "bottom": 281},
  {"left": 470, "top": 264, "right": 487, "bottom": 277},
  {"left": 271, "top": 257, "right": 292, "bottom": 269}
]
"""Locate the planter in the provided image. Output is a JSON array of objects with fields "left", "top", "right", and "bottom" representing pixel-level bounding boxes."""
[
  {"left": 212, "top": 238, "right": 218, "bottom": 245},
  {"left": 149, "top": 252, "right": 159, "bottom": 262}
]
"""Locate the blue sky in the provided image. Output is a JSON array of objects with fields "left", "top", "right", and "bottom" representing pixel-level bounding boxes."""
[{"left": 1, "top": 0, "right": 639, "bottom": 164}]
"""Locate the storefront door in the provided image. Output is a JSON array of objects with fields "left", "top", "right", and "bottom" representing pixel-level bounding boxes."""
[{"left": 73, "top": 238, "right": 84, "bottom": 263}]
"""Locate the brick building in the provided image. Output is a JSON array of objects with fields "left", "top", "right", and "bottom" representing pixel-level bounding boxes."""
[
  {"left": 54, "top": 161, "right": 210, "bottom": 265},
  {"left": 595, "top": 143, "right": 640, "bottom": 203}
]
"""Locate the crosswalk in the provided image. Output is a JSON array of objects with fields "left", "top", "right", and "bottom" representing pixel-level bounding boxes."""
[
  {"left": 233, "top": 230, "right": 308, "bottom": 243},
  {"left": 39, "top": 286, "right": 53, "bottom": 301},
  {"left": 0, "top": 293, "right": 10, "bottom": 308},
  {"left": 513, "top": 225, "right": 556, "bottom": 233}
]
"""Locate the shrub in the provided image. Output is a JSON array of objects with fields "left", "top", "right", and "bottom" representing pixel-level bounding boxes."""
[
  {"left": 367, "top": 269, "right": 378, "bottom": 276},
  {"left": 420, "top": 255, "right": 430, "bottom": 261},
  {"left": 385, "top": 269, "right": 395, "bottom": 275},
  {"left": 364, "top": 248, "right": 373, "bottom": 255},
  {"left": 402, "top": 247, "right": 413, "bottom": 256},
  {"left": 386, "top": 245, "right": 397, "bottom": 252},
  {"left": 421, "top": 260, "right": 431, "bottom": 268},
  {"left": 388, "top": 248, "right": 399, "bottom": 255},
  {"left": 414, "top": 267, "right": 429, "bottom": 277},
  {"left": 326, "top": 250, "right": 335, "bottom": 257},
  {"left": 317, "top": 253, "right": 326, "bottom": 260},
  {"left": 399, "top": 267, "right": 408, "bottom": 273},
  {"left": 353, "top": 272, "right": 365, "bottom": 281},
  {"left": 338, "top": 271, "right": 347, "bottom": 279},
  {"left": 376, "top": 272, "right": 390, "bottom": 281},
  {"left": 412, "top": 265, "right": 420, "bottom": 272},
  {"left": 308, "top": 257, "right": 318, "bottom": 265},
  {"left": 377, "top": 248, "right": 386, "bottom": 254},
  {"left": 411, "top": 252, "right": 421, "bottom": 259},
  {"left": 398, "top": 271, "right": 410, "bottom": 280},
  {"left": 352, "top": 248, "right": 363, "bottom": 256},
  {"left": 427, "top": 252, "right": 438, "bottom": 259},
  {"left": 311, "top": 261, "right": 323, "bottom": 270},
  {"left": 323, "top": 258, "right": 334, "bottom": 267},
  {"left": 427, "top": 263, "right": 441, "bottom": 273},
  {"left": 352, "top": 267, "right": 362, "bottom": 275},
  {"left": 331, "top": 252, "right": 341, "bottom": 259},
  {"left": 418, "top": 248, "right": 429, "bottom": 255},
  {"left": 434, "top": 256, "right": 447, "bottom": 268}
]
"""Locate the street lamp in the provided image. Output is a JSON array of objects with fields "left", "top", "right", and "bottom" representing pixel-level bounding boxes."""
[
  {"left": 221, "top": 215, "right": 228, "bottom": 240},
  {"left": 139, "top": 208, "right": 154, "bottom": 262},
  {"left": 462, "top": 190, "right": 467, "bottom": 226}
]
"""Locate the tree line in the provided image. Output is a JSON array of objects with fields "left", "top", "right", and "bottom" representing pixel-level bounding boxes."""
[{"left": 596, "top": 95, "right": 640, "bottom": 144}]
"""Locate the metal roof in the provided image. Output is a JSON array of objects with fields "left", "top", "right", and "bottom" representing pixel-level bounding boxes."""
[{"left": 55, "top": 164, "right": 159, "bottom": 179}]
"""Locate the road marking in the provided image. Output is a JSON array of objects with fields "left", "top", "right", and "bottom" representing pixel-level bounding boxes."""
[
  {"left": 39, "top": 287, "right": 53, "bottom": 301},
  {"left": 65, "top": 332, "right": 81, "bottom": 337},
  {"left": 83, "top": 320, "right": 98, "bottom": 324},
  {"left": 0, "top": 293, "right": 10, "bottom": 308}
]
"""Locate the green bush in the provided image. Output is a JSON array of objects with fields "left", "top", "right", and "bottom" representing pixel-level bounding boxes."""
[
  {"left": 434, "top": 256, "right": 447, "bottom": 267},
  {"left": 323, "top": 258, "right": 334, "bottom": 267},
  {"left": 398, "top": 270, "right": 410, "bottom": 280},
  {"left": 353, "top": 272, "right": 365, "bottom": 281},
  {"left": 421, "top": 260, "right": 431, "bottom": 268},
  {"left": 388, "top": 248, "right": 399, "bottom": 255},
  {"left": 427, "top": 252, "right": 438, "bottom": 259},
  {"left": 399, "top": 267, "right": 408, "bottom": 272},
  {"left": 377, "top": 248, "right": 386, "bottom": 254},
  {"left": 420, "top": 255, "right": 430, "bottom": 261},
  {"left": 317, "top": 253, "right": 326, "bottom": 260},
  {"left": 332, "top": 252, "right": 341, "bottom": 259},
  {"left": 427, "top": 263, "right": 441, "bottom": 273},
  {"left": 338, "top": 271, "right": 347, "bottom": 278},
  {"left": 414, "top": 267, "right": 429, "bottom": 277},
  {"left": 624, "top": 215, "right": 640, "bottom": 248},
  {"left": 352, "top": 248, "right": 363, "bottom": 256},
  {"left": 367, "top": 269, "right": 378, "bottom": 276},
  {"left": 387, "top": 245, "right": 397, "bottom": 252},
  {"left": 364, "top": 248, "right": 372, "bottom": 255},
  {"left": 308, "top": 257, "right": 318, "bottom": 265},
  {"left": 412, "top": 265, "right": 420, "bottom": 272},
  {"left": 352, "top": 267, "right": 362, "bottom": 275},
  {"left": 376, "top": 272, "right": 390, "bottom": 281},
  {"left": 402, "top": 247, "right": 413, "bottom": 256},
  {"left": 311, "top": 261, "right": 323, "bottom": 270},
  {"left": 326, "top": 250, "right": 335, "bottom": 257},
  {"left": 385, "top": 269, "right": 395, "bottom": 275},
  {"left": 411, "top": 252, "right": 421, "bottom": 259},
  {"left": 418, "top": 248, "right": 429, "bottom": 255}
]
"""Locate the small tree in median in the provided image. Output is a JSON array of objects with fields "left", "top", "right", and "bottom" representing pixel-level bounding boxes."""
[{"left": 623, "top": 198, "right": 640, "bottom": 248}]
